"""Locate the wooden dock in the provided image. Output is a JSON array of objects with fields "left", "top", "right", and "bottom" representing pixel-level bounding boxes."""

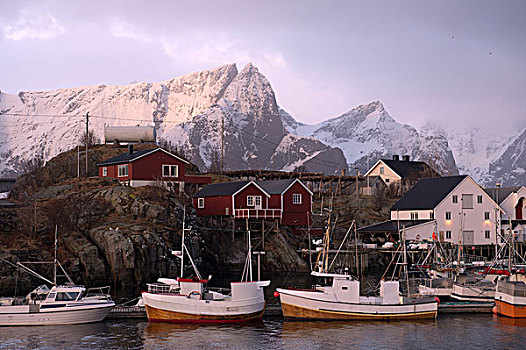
[{"left": 106, "top": 301, "right": 494, "bottom": 320}]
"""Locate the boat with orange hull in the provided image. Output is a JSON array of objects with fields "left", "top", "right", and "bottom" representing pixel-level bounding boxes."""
[
  {"left": 142, "top": 278, "right": 269, "bottom": 324},
  {"left": 141, "top": 206, "right": 270, "bottom": 324},
  {"left": 277, "top": 272, "right": 437, "bottom": 321},
  {"left": 495, "top": 279, "right": 526, "bottom": 318}
]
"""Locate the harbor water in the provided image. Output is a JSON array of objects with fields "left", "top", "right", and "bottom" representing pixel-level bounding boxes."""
[{"left": 1, "top": 314, "right": 525, "bottom": 350}]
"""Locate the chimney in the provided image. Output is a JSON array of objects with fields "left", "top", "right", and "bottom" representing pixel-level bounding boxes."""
[
  {"left": 393, "top": 155, "right": 399, "bottom": 161},
  {"left": 128, "top": 144, "right": 133, "bottom": 155},
  {"left": 402, "top": 155, "right": 410, "bottom": 162}
]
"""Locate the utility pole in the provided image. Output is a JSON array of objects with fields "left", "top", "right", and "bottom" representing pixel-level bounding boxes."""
[
  {"left": 85, "top": 112, "right": 90, "bottom": 177},
  {"left": 220, "top": 116, "right": 224, "bottom": 181}
]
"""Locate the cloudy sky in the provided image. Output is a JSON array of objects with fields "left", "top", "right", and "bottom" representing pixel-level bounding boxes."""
[{"left": 1, "top": 1, "right": 525, "bottom": 130}]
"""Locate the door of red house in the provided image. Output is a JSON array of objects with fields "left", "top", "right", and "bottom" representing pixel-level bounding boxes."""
[{"left": 254, "top": 196, "right": 262, "bottom": 210}]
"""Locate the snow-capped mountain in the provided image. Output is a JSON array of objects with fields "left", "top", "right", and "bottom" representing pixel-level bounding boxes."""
[
  {"left": 284, "top": 101, "right": 458, "bottom": 176},
  {"left": 0, "top": 62, "right": 523, "bottom": 185},
  {"left": 482, "top": 128, "right": 526, "bottom": 186},
  {"left": 0, "top": 63, "right": 348, "bottom": 176}
]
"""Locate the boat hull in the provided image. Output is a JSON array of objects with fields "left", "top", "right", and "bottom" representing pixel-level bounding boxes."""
[
  {"left": 278, "top": 291, "right": 437, "bottom": 321},
  {"left": 451, "top": 284, "right": 495, "bottom": 302},
  {"left": 495, "top": 300, "right": 526, "bottom": 318},
  {"left": 0, "top": 304, "right": 114, "bottom": 326},
  {"left": 145, "top": 304, "right": 263, "bottom": 323}
]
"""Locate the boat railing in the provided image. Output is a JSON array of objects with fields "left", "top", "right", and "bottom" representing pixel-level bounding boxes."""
[
  {"left": 86, "top": 286, "right": 113, "bottom": 300},
  {"left": 147, "top": 283, "right": 174, "bottom": 294}
]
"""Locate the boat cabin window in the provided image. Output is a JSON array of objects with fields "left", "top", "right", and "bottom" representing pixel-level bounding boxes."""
[
  {"left": 313, "top": 276, "right": 334, "bottom": 287},
  {"left": 55, "top": 292, "right": 80, "bottom": 301},
  {"left": 341, "top": 286, "right": 348, "bottom": 291},
  {"left": 46, "top": 293, "right": 56, "bottom": 300}
]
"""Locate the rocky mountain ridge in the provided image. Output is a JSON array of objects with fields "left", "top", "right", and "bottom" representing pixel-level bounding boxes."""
[{"left": 1, "top": 63, "right": 524, "bottom": 184}]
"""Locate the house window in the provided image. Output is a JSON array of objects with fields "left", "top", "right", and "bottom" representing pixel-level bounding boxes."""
[
  {"left": 445, "top": 212, "right": 451, "bottom": 220},
  {"left": 446, "top": 231, "right": 451, "bottom": 239},
  {"left": 292, "top": 193, "right": 302, "bottom": 204},
  {"left": 162, "top": 164, "right": 178, "bottom": 177},
  {"left": 477, "top": 195, "right": 483, "bottom": 204},
  {"left": 198, "top": 198, "right": 204, "bottom": 209},
  {"left": 411, "top": 212, "right": 419, "bottom": 220},
  {"left": 102, "top": 167, "right": 107, "bottom": 176},
  {"left": 485, "top": 230, "right": 490, "bottom": 239},
  {"left": 385, "top": 178, "right": 390, "bottom": 183},
  {"left": 462, "top": 194, "right": 473, "bottom": 209},
  {"left": 484, "top": 212, "right": 490, "bottom": 220},
  {"left": 247, "top": 196, "right": 254, "bottom": 206},
  {"left": 254, "top": 196, "right": 262, "bottom": 207},
  {"left": 452, "top": 195, "right": 458, "bottom": 204},
  {"left": 118, "top": 164, "right": 128, "bottom": 177},
  {"left": 380, "top": 167, "right": 385, "bottom": 174}
]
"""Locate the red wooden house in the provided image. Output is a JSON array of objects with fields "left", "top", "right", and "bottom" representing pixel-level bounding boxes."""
[
  {"left": 98, "top": 145, "right": 211, "bottom": 190},
  {"left": 193, "top": 178, "right": 312, "bottom": 226}
]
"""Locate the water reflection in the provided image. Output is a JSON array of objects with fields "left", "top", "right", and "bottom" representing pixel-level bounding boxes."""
[{"left": 0, "top": 315, "right": 525, "bottom": 349}]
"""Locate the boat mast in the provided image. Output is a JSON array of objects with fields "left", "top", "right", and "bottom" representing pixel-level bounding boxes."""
[
  {"left": 402, "top": 225, "right": 410, "bottom": 296},
  {"left": 180, "top": 206, "right": 186, "bottom": 278},
  {"left": 54, "top": 225, "right": 58, "bottom": 285}
]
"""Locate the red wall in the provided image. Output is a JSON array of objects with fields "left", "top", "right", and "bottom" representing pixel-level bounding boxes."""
[
  {"left": 98, "top": 150, "right": 186, "bottom": 182},
  {"left": 132, "top": 150, "right": 186, "bottom": 181},
  {"left": 282, "top": 182, "right": 312, "bottom": 226},
  {"left": 234, "top": 184, "right": 268, "bottom": 209},
  {"left": 194, "top": 196, "right": 232, "bottom": 216}
]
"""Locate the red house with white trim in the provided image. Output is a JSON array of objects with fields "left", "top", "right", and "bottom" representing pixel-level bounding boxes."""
[
  {"left": 98, "top": 146, "right": 211, "bottom": 189},
  {"left": 193, "top": 179, "right": 312, "bottom": 226}
]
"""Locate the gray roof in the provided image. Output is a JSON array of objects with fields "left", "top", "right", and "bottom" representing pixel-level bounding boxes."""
[
  {"left": 98, "top": 148, "right": 158, "bottom": 166},
  {"left": 358, "top": 220, "right": 433, "bottom": 233},
  {"left": 256, "top": 179, "right": 296, "bottom": 195},
  {"left": 381, "top": 159, "right": 440, "bottom": 179},
  {"left": 391, "top": 175, "right": 468, "bottom": 210},
  {"left": 483, "top": 187, "right": 521, "bottom": 204},
  {"left": 194, "top": 181, "right": 251, "bottom": 197}
]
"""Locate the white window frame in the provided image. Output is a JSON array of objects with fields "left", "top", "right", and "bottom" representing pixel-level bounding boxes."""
[
  {"left": 198, "top": 198, "right": 204, "bottom": 209},
  {"left": 484, "top": 212, "right": 490, "bottom": 220},
  {"left": 445, "top": 211, "right": 451, "bottom": 220},
  {"left": 485, "top": 230, "right": 490, "bottom": 239},
  {"left": 380, "top": 166, "right": 385, "bottom": 174},
  {"left": 411, "top": 212, "right": 419, "bottom": 220},
  {"left": 452, "top": 195, "right": 458, "bottom": 204},
  {"left": 162, "top": 164, "right": 178, "bottom": 177},
  {"left": 247, "top": 196, "right": 255, "bottom": 206},
  {"left": 118, "top": 164, "right": 128, "bottom": 177},
  {"left": 254, "top": 196, "right": 262, "bottom": 208},
  {"left": 292, "top": 193, "right": 302, "bottom": 205},
  {"left": 102, "top": 167, "right": 107, "bottom": 176},
  {"left": 446, "top": 231, "right": 451, "bottom": 239},
  {"left": 477, "top": 195, "right": 483, "bottom": 204}
]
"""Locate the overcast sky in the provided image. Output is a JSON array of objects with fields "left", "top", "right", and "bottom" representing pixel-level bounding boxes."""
[{"left": 1, "top": 1, "right": 525, "bottom": 130}]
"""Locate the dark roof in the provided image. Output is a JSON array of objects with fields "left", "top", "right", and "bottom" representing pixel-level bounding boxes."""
[
  {"left": 391, "top": 175, "right": 468, "bottom": 210},
  {"left": 194, "top": 181, "right": 251, "bottom": 197},
  {"left": 483, "top": 187, "right": 521, "bottom": 204},
  {"left": 381, "top": 159, "right": 440, "bottom": 179},
  {"left": 98, "top": 148, "right": 158, "bottom": 166},
  {"left": 256, "top": 179, "right": 296, "bottom": 195},
  {"left": 358, "top": 220, "right": 433, "bottom": 232}
]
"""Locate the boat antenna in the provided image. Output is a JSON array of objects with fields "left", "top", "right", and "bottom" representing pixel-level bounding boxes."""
[{"left": 402, "top": 225, "right": 410, "bottom": 296}]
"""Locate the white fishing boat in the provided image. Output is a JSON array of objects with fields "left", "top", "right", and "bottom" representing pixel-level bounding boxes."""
[
  {"left": 418, "top": 277, "right": 454, "bottom": 298},
  {"left": 451, "top": 275, "right": 495, "bottom": 302},
  {"left": 0, "top": 284, "right": 115, "bottom": 326},
  {"left": 276, "top": 218, "right": 438, "bottom": 320},
  {"left": 495, "top": 278, "right": 526, "bottom": 318},
  {"left": 0, "top": 228, "right": 114, "bottom": 326},
  {"left": 142, "top": 207, "right": 270, "bottom": 323}
]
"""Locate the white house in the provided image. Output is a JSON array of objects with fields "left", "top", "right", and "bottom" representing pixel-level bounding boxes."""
[
  {"left": 484, "top": 186, "right": 526, "bottom": 243},
  {"left": 362, "top": 155, "right": 440, "bottom": 195},
  {"left": 360, "top": 175, "right": 504, "bottom": 246}
]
